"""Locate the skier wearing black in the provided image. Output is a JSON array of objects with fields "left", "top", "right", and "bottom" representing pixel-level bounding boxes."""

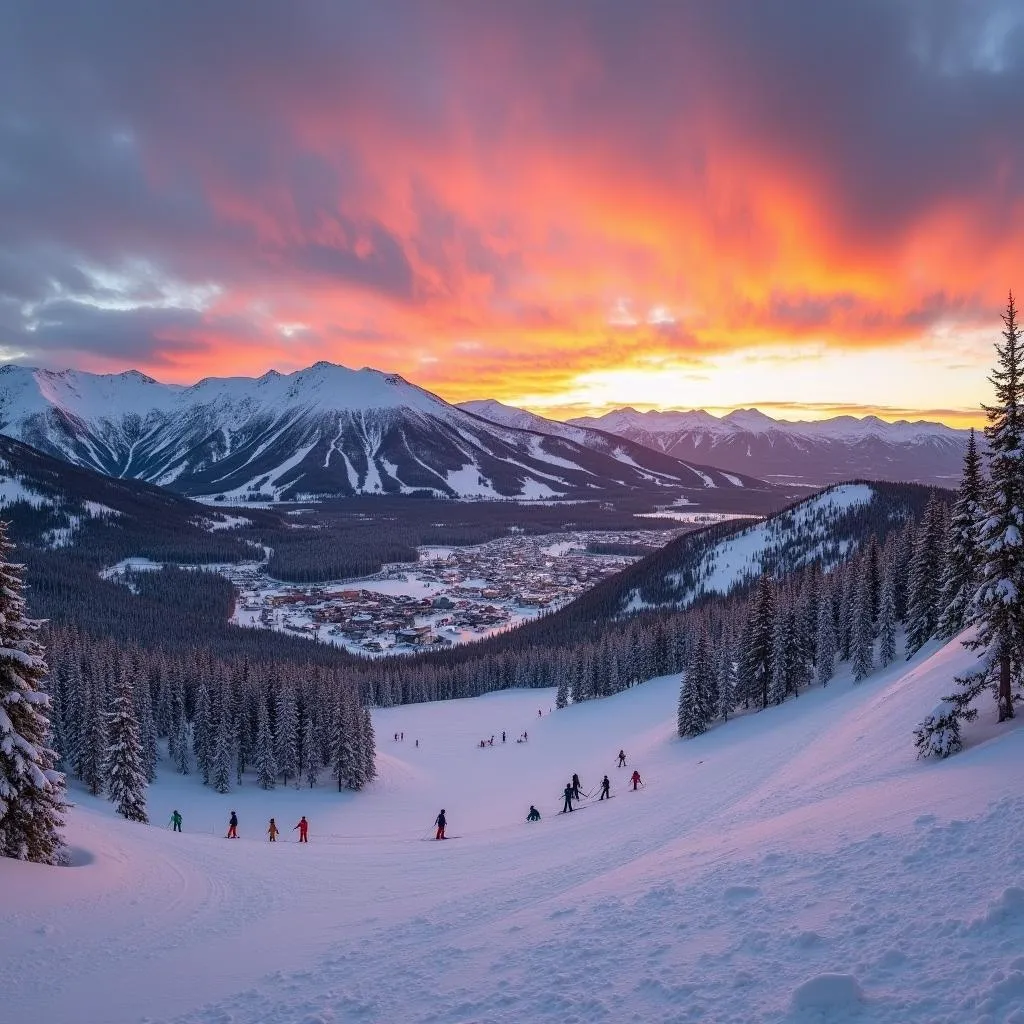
[
  {"left": 571, "top": 773, "right": 583, "bottom": 800},
  {"left": 435, "top": 809, "right": 447, "bottom": 840},
  {"left": 562, "top": 783, "right": 574, "bottom": 813},
  {"left": 527, "top": 805, "right": 541, "bottom": 822},
  {"left": 617, "top": 749, "right": 627, "bottom": 767},
  {"left": 599, "top": 775, "right": 611, "bottom": 800},
  {"left": 227, "top": 811, "right": 238, "bottom": 839},
  {"left": 502, "top": 731, "right": 506, "bottom": 743}
]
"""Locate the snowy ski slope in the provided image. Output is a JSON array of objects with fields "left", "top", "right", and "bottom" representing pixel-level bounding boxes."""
[{"left": 2, "top": 635, "right": 1024, "bottom": 1023}]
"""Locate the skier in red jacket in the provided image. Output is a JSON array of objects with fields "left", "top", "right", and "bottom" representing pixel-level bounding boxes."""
[
  {"left": 630, "top": 770, "right": 643, "bottom": 791},
  {"left": 294, "top": 816, "right": 309, "bottom": 843}
]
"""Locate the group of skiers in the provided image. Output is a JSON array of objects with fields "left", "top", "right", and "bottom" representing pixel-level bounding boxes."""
[
  {"left": 477, "top": 729, "right": 529, "bottom": 748},
  {"left": 553, "top": 761, "right": 642, "bottom": 815},
  {"left": 168, "top": 810, "right": 310, "bottom": 843}
]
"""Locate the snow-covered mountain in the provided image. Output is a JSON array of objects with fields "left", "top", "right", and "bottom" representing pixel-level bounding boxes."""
[
  {"left": 0, "top": 364, "right": 765, "bottom": 501},
  {"left": 565, "top": 406, "right": 972, "bottom": 487}
]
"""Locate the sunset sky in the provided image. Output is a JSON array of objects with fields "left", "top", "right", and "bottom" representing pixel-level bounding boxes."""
[{"left": 2, "top": 1, "right": 1023, "bottom": 426}]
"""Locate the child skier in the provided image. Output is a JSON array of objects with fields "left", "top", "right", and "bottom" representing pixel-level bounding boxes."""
[
  {"left": 294, "top": 816, "right": 309, "bottom": 843},
  {"left": 169, "top": 809, "right": 182, "bottom": 832},
  {"left": 599, "top": 775, "right": 611, "bottom": 800},
  {"left": 562, "top": 782, "right": 574, "bottom": 813},
  {"left": 268, "top": 818, "right": 280, "bottom": 842},
  {"left": 435, "top": 809, "right": 447, "bottom": 840},
  {"left": 630, "top": 770, "right": 643, "bottom": 791},
  {"left": 227, "top": 811, "right": 238, "bottom": 839},
  {"left": 617, "top": 749, "right": 627, "bottom": 767},
  {"left": 527, "top": 805, "right": 541, "bottom": 822}
]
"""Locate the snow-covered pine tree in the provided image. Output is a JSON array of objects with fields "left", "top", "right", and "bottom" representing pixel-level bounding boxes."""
[
  {"left": 967, "top": 291, "right": 1024, "bottom": 721},
  {"left": 331, "top": 689, "right": 360, "bottom": 790},
  {"left": 677, "top": 625, "right": 715, "bottom": 736},
  {"left": 192, "top": 681, "right": 212, "bottom": 784},
  {"left": 815, "top": 582, "right": 837, "bottom": 685},
  {"left": 852, "top": 555, "right": 875, "bottom": 682},
  {"left": 303, "top": 713, "right": 318, "bottom": 789},
  {"left": 716, "top": 642, "right": 736, "bottom": 722},
  {"left": 744, "top": 574, "right": 775, "bottom": 709},
  {"left": 211, "top": 696, "right": 233, "bottom": 794},
  {"left": 173, "top": 716, "right": 191, "bottom": 775},
  {"left": 905, "top": 496, "right": 946, "bottom": 656},
  {"left": 255, "top": 693, "right": 277, "bottom": 789},
  {"left": 937, "top": 429, "right": 985, "bottom": 639},
  {"left": 769, "top": 606, "right": 789, "bottom": 705},
  {"left": 913, "top": 699, "right": 962, "bottom": 759},
  {"left": 0, "top": 524, "right": 67, "bottom": 864},
  {"left": 555, "top": 676, "right": 569, "bottom": 709},
  {"left": 360, "top": 706, "right": 376, "bottom": 784},
  {"left": 878, "top": 562, "right": 898, "bottom": 667},
  {"left": 102, "top": 674, "right": 149, "bottom": 823},
  {"left": 275, "top": 684, "right": 298, "bottom": 786},
  {"left": 135, "top": 665, "right": 158, "bottom": 784},
  {"left": 77, "top": 672, "right": 107, "bottom": 796}
]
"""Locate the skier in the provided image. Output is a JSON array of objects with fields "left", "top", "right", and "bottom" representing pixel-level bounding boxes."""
[
  {"left": 524, "top": 731, "right": 528, "bottom": 741},
  {"left": 294, "top": 816, "right": 309, "bottom": 843},
  {"left": 415, "top": 739, "right": 419, "bottom": 748},
  {"left": 401, "top": 732, "right": 404, "bottom": 741},
  {"left": 227, "top": 811, "right": 239, "bottom": 839},
  {"left": 435, "top": 808, "right": 447, "bottom": 840},
  {"left": 538, "top": 709, "right": 542, "bottom": 717},
  {"left": 169, "top": 809, "right": 182, "bottom": 832},
  {"left": 502, "top": 731, "right": 506, "bottom": 743},
  {"left": 630, "top": 769, "right": 643, "bottom": 791},
  {"left": 571, "top": 773, "right": 583, "bottom": 800},
  {"left": 599, "top": 775, "right": 611, "bottom": 800},
  {"left": 527, "top": 805, "right": 541, "bottom": 822},
  {"left": 268, "top": 818, "right": 280, "bottom": 842},
  {"left": 562, "top": 782, "right": 574, "bottom": 813},
  {"left": 617, "top": 749, "right": 627, "bottom": 767}
]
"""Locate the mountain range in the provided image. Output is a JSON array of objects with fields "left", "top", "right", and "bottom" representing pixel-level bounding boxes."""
[
  {"left": 462, "top": 401, "right": 972, "bottom": 487},
  {"left": 0, "top": 364, "right": 765, "bottom": 502}
]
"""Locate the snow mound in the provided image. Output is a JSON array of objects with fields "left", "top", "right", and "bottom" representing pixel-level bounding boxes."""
[
  {"left": 970, "top": 887, "right": 1024, "bottom": 931},
  {"left": 789, "top": 973, "right": 865, "bottom": 1015}
]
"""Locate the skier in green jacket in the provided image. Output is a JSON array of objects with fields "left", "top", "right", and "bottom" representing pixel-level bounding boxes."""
[{"left": 169, "top": 810, "right": 182, "bottom": 832}]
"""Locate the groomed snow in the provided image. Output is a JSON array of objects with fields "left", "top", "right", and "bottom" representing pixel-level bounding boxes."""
[{"left": 3, "top": 633, "right": 1024, "bottom": 1023}]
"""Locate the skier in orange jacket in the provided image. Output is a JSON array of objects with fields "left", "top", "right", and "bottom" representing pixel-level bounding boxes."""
[
  {"left": 294, "top": 816, "right": 309, "bottom": 843},
  {"left": 630, "top": 770, "right": 643, "bottom": 791}
]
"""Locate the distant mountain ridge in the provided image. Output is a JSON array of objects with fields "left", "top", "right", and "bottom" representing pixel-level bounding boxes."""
[
  {"left": 461, "top": 402, "right": 971, "bottom": 487},
  {"left": 0, "top": 363, "right": 767, "bottom": 501}
]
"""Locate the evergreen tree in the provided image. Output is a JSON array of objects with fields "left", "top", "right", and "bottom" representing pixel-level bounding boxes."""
[
  {"left": 255, "top": 694, "right": 277, "bottom": 789},
  {"left": 331, "top": 690, "right": 359, "bottom": 790},
  {"left": 937, "top": 429, "right": 985, "bottom": 639},
  {"left": 102, "top": 676, "right": 149, "bottom": 823},
  {"left": 677, "top": 626, "right": 714, "bottom": 736},
  {"left": 851, "top": 557, "right": 875, "bottom": 682},
  {"left": 913, "top": 699, "right": 962, "bottom": 759},
  {"left": 0, "top": 526, "right": 67, "bottom": 864},
  {"left": 360, "top": 707, "right": 377, "bottom": 784},
  {"left": 744, "top": 574, "right": 775, "bottom": 709},
  {"left": 173, "top": 717, "right": 191, "bottom": 775},
  {"left": 905, "top": 496, "right": 946, "bottom": 655},
  {"left": 135, "top": 669, "right": 158, "bottom": 784},
  {"left": 77, "top": 673, "right": 107, "bottom": 796},
  {"left": 275, "top": 684, "right": 298, "bottom": 786},
  {"left": 211, "top": 699, "right": 233, "bottom": 794},
  {"left": 968, "top": 291, "right": 1024, "bottom": 721},
  {"left": 303, "top": 713, "right": 319, "bottom": 789},
  {"left": 815, "top": 584, "right": 837, "bottom": 685},
  {"left": 555, "top": 676, "right": 569, "bottom": 709},
  {"left": 193, "top": 682, "right": 212, "bottom": 784},
  {"left": 878, "top": 564, "right": 898, "bottom": 667}
]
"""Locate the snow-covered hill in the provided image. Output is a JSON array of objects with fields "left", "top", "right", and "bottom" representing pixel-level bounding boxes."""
[
  {"left": 3, "top": 634, "right": 1022, "bottom": 1023},
  {"left": 565, "top": 406, "right": 972, "bottom": 487},
  {"left": 0, "top": 364, "right": 765, "bottom": 501}
]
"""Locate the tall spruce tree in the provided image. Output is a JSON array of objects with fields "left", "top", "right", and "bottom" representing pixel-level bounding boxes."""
[
  {"left": 275, "top": 684, "right": 298, "bottom": 787},
  {"left": 905, "top": 496, "right": 946, "bottom": 655},
  {"left": 937, "top": 429, "right": 985, "bottom": 639},
  {"left": 969, "top": 291, "right": 1024, "bottom": 721},
  {"left": 102, "top": 675, "right": 149, "bottom": 823},
  {"left": 815, "top": 584, "right": 837, "bottom": 685},
  {"left": 0, "top": 525, "right": 67, "bottom": 864},
  {"left": 255, "top": 694, "right": 277, "bottom": 789},
  {"left": 878, "top": 564, "right": 898, "bottom": 667},
  {"left": 744, "top": 574, "right": 776, "bottom": 709},
  {"left": 852, "top": 557, "right": 876, "bottom": 682},
  {"left": 677, "top": 626, "right": 714, "bottom": 737}
]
